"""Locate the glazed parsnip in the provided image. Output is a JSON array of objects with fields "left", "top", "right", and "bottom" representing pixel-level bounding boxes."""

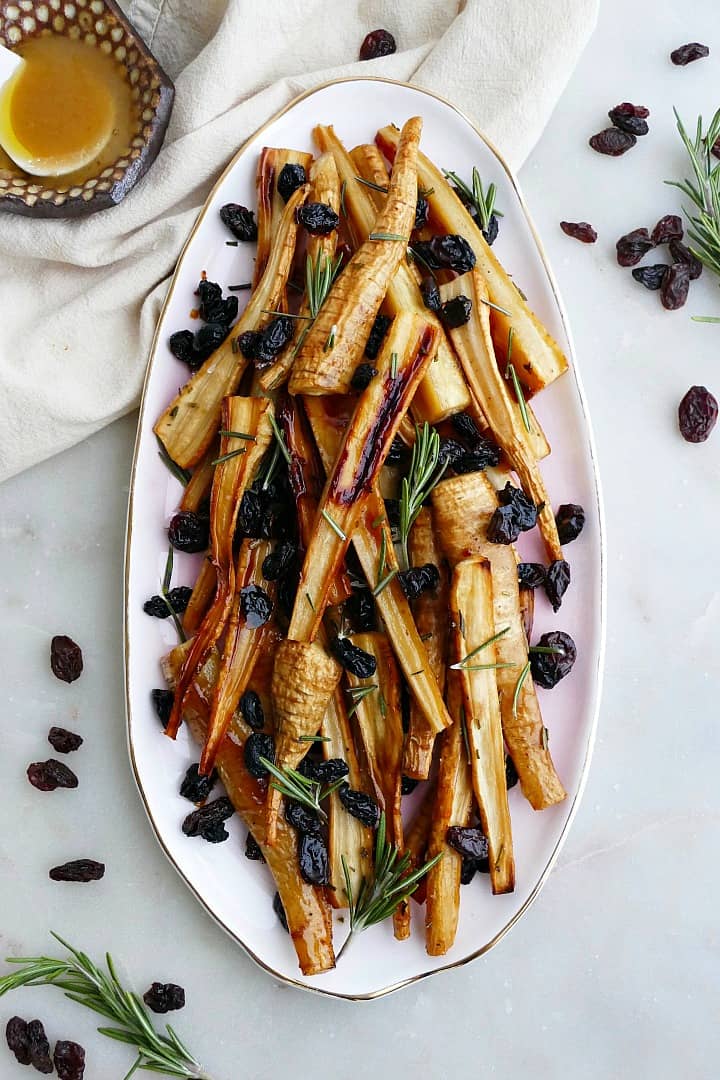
[
  {"left": 182, "top": 556, "right": 216, "bottom": 636},
  {"left": 254, "top": 146, "right": 313, "bottom": 287},
  {"left": 179, "top": 446, "right": 216, "bottom": 513}
]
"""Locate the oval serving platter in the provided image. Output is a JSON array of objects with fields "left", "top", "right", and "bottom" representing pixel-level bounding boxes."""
[{"left": 125, "top": 77, "right": 605, "bottom": 1000}]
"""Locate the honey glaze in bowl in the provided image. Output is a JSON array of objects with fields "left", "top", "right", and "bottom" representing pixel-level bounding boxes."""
[{"left": 0, "top": 0, "right": 173, "bottom": 217}]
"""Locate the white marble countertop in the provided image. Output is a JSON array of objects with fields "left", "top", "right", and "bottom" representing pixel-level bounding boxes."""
[{"left": 1, "top": 1, "right": 719, "bottom": 1076}]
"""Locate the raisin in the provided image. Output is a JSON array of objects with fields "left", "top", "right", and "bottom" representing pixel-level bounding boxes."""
[
  {"left": 54, "top": 1040, "right": 86, "bottom": 1080},
  {"left": 555, "top": 503, "right": 585, "bottom": 544},
  {"left": 359, "top": 28, "right": 396, "bottom": 60},
  {"left": 182, "top": 796, "right": 234, "bottom": 843},
  {"left": 438, "top": 437, "right": 467, "bottom": 469},
  {"left": 487, "top": 503, "right": 521, "bottom": 545},
  {"left": 48, "top": 727, "right": 83, "bottom": 753},
  {"left": 236, "top": 329, "right": 261, "bottom": 360},
  {"left": 338, "top": 784, "right": 381, "bottom": 827},
  {"left": 180, "top": 763, "right": 217, "bottom": 803},
  {"left": 589, "top": 128, "right": 636, "bottom": 156},
  {"left": 456, "top": 446, "right": 501, "bottom": 473},
  {"left": 670, "top": 42, "right": 709, "bottom": 65},
  {"left": 144, "top": 587, "right": 192, "bottom": 618},
  {"left": 364, "top": 313, "right": 392, "bottom": 359},
  {"left": 385, "top": 435, "right": 409, "bottom": 467},
  {"left": 414, "top": 195, "right": 429, "bottom": 230},
  {"left": 27, "top": 759, "right": 78, "bottom": 791},
  {"left": 151, "top": 688, "right": 174, "bottom": 727},
  {"left": 460, "top": 857, "right": 478, "bottom": 885},
  {"left": 331, "top": 636, "right": 377, "bottom": 678},
  {"left": 193, "top": 322, "right": 230, "bottom": 362},
  {"left": 631, "top": 264, "right": 668, "bottom": 290},
  {"left": 237, "top": 488, "right": 272, "bottom": 538},
  {"left": 50, "top": 635, "right": 83, "bottom": 683},
  {"left": 545, "top": 559, "right": 571, "bottom": 612},
  {"left": 244, "top": 732, "right": 275, "bottom": 778},
  {"left": 440, "top": 295, "right": 472, "bottom": 328},
  {"left": 651, "top": 214, "right": 682, "bottom": 245},
  {"left": 616, "top": 228, "right": 653, "bottom": 267},
  {"left": 661, "top": 263, "right": 690, "bottom": 310},
  {"left": 143, "top": 983, "right": 185, "bottom": 1014},
  {"left": 345, "top": 588, "right": 377, "bottom": 633},
  {"left": 401, "top": 775, "right": 419, "bottom": 795},
  {"left": 277, "top": 163, "right": 306, "bottom": 202},
  {"left": 560, "top": 221, "right": 597, "bottom": 243},
  {"left": 668, "top": 238, "right": 702, "bottom": 280},
  {"left": 419, "top": 275, "right": 441, "bottom": 312},
  {"left": 168, "top": 510, "right": 208, "bottom": 553},
  {"left": 220, "top": 203, "right": 257, "bottom": 241},
  {"left": 609, "top": 101, "right": 650, "bottom": 120},
  {"left": 262, "top": 541, "right": 295, "bottom": 581},
  {"left": 239, "top": 689, "right": 265, "bottom": 730},
  {"left": 143, "top": 595, "right": 169, "bottom": 618},
  {"left": 398, "top": 563, "right": 440, "bottom": 600},
  {"left": 446, "top": 826, "right": 489, "bottom": 861},
  {"left": 296, "top": 202, "right": 340, "bottom": 235},
  {"left": 168, "top": 586, "right": 193, "bottom": 613},
  {"left": 6, "top": 1017, "right": 31, "bottom": 1065},
  {"left": 384, "top": 496, "right": 401, "bottom": 528},
  {"left": 26, "top": 1020, "right": 53, "bottom": 1074},
  {"left": 273, "top": 891, "right": 289, "bottom": 932},
  {"left": 168, "top": 329, "right": 195, "bottom": 365},
  {"left": 298, "top": 832, "right": 329, "bottom": 885},
  {"left": 678, "top": 385, "right": 718, "bottom": 443},
  {"left": 451, "top": 415, "right": 502, "bottom": 466},
  {"left": 482, "top": 214, "right": 499, "bottom": 246},
  {"left": 607, "top": 108, "right": 649, "bottom": 137},
  {"left": 253, "top": 315, "right": 294, "bottom": 369},
  {"left": 350, "top": 362, "right": 378, "bottom": 390},
  {"left": 488, "top": 482, "right": 538, "bottom": 543},
  {"left": 531, "top": 631, "right": 577, "bottom": 688},
  {"left": 245, "top": 832, "right": 265, "bottom": 861},
  {"left": 517, "top": 562, "right": 547, "bottom": 589},
  {"left": 286, "top": 800, "right": 321, "bottom": 835},
  {"left": 239, "top": 584, "right": 273, "bottom": 628},
  {"left": 197, "top": 280, "right": 238, "bottom": 326},
  {"left": 505, "top": 754, "right": 519, "bottom": 790},
  {"left": 304, "top": 758, "right": 350, "bottom": 783},
  {"left": 412, "top": 234, "right": 476, "bottom": 273},
  {"left": 49, "top": 859, "right": 105, "bottom": 881}
]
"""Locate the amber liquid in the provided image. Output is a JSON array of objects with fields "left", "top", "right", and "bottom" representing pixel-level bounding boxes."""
[{"left": 0, "top": 35, "right": 137, "bottom": 185}]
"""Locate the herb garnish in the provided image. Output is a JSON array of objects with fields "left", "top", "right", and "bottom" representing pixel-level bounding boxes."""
[
  {"left": 160, "top": 547, "right": 186, "bottom": 643},
  {"left": 260, "top": 758, "right": 345, "bottom": 823},
  {"left": 369, "top": 232, "right": 408, "bottom": 242},
  {"left": 512, "top": 660, "right": 532, "bottom": 718},
  {"left": 666, "top": 108, "right": 720, "bottom": 279},
  {"left": 397, "top": 423, "right": 447, "bottom": 570},
  {"left": 267, "top": 411, "right": 291, "bottom": 464},
  {"left": 321, "top": 508, "right": 347, "bottom": 540},
  {"left": 451, "top": 626, "right": 510, "bottom": 670},
  {"left": 157, "top": 440, "right": 190, "bottom": 486},
  {"left": 443, "top": 167, "right": 503, "bottom": 233},
  {"left": 346, "top": 683, "right": 379, "bottom": 717},
  {"left": 504, "top": 327, "right": 531, "bottom": 434}
]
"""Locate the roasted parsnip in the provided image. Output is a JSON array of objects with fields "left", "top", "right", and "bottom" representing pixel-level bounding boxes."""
[
  {"left": 254, "top": 146, "right": 314, "bottom": 287},
  {"left": 182, "top": 557, "right": 217, "bottom": 636},
  {"left": 404, "top": 777, "right": 437, "bottom": 907},
  {"left": 179, "top": 446, "right": 216, "bottom": 513}
]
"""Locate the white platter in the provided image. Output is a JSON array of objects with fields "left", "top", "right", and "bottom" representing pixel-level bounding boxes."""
[{"left": 124, "top": 77, "right": 605, "bottom": 999}]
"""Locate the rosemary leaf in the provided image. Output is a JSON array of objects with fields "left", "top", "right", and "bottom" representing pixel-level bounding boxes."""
[
  {"left": 267, "top": 411, "right": 291, "bottom": 464},
  {"left": 369, "top": 232, "right": 407, "bottom": 241},
  {"left": 451, "top": 625, "right": 510, "bottom": 669},
  {"left": 321, "top": 508, "right": 347, "bottom": 540},
  {"left": 505, "top": 327, "right": 531, "bottom": 434},
  {"left": 397, "top": 423, "right": 448, "bottom": 571},
  {"left": 512, "top": 661, "right": 531, "bottom": 719},
  {"left": 157, "top": 441, "right": 190, "bottom": 487}
]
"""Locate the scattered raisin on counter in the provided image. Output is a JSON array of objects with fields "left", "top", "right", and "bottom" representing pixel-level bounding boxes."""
[
  {"left": 239, "top": 690, "right": 265, "bottom": 730},
  {"left": 607, "top": 104, "right": 649, "bottom": 137},
  {"left": 277, "top": 162, "right": 306, "bottom": 202},
  {"left": 531, "top": 631, "right": 577, "bottom": 689},
  {"left": 446, "top": 826, "right": 489, "bottom": 861},
  {"left": 298, "top": 832, "right": 330, "bottom": 885},
  {"left": 48, "top": 727, "right": 83, "bottom": 754},
  {"left": 439, "top": 295, "right": 472, "bottom": 328},
  {"left": 182, "top": 796, "right": 235, "bottom": 843},
  {"left": 517, "top": 562, "right": 547, "bottom": 590},
  {"left": 27, "top": 759, "right": 78, "bottom": 791},
  {"left": 589, "top": 128, "right": 636, "bottom": 156},
  {"left": 678, "top": 385, "right": 718, "bottom": 443},
  {"left": 49, "top": 859, "right": 105, "bottom": 882},
  {"left": 351, "top": 362, "right": 378, "bottom": 391},
  {"left": 6, "top": 1017, "right": 31, "bottom": 1066},
  {"left": 560, "top": 221, "right": 597, "bottom": 243},
  {"left": 239, "top": 584, "right": 274, "bottom": 628},
  {"left": 143, "top": 983, "right": 186, "bottom": 1014},
  {"left": 273, "top": 891, "right": 289, "bottom": 932},
  {"left": 670, "top": 42, "right": 709, "bottom": 66},
  {"left": 168, "top": 510, "right": 209, "bottom": 553},
  {"left": 651, "top": 214, "right": 682, "bottom": 245},
  {"left": 296, "top": 202, "right": 340, "bottom": 235},
  {"left": 244, "top": 732, "right": 275, "bottom": 779},
  {"left": 245, "top": 832, "right": 265, "bottom": 861},
  {"left": 660, "top": 263, "right": 690, "bottom": 310},
  {"left": 50, "top": 635, "right": 83, "bottom": 683},
  {"left": 632, "top": 264, "right": 668, "bottom": 291},
  {"left": 668, "top": 238, "right": 702, "bottom": 280},
  {"left": 151, "top": 688, "right": 174, "bottom": 727},
  {"left": 616, "top": 228, "right": 653, "bottom": 267},
  {"left": 331, "top": 636, "right": 377, "bottom": 678},
  {"left": 54, "top": 1039, "right": 86, "bottom": 1080},
  {"left": 219, "top": 203, "right": 257, "bottom": 241},
  {"left": 545, "top": 559, "right": 571, "bottom": 612},
  {"left": 26, "top": 1020, "right": 53, "bottom": 1074},
  {"left": 338, "top": 784, "right": 381, "bottom": 828},
  {"left": 180, "top": 763, "right": 217, "bottom": 804},
  {"left": 555, "top": 503, "right": 585, "bottom": 545},
  {"left": 359, "top": 28, "right": 396, "bottom": 61}
]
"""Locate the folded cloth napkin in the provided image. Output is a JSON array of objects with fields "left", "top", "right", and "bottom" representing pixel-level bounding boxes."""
[{"left": 0, "top": 0, "right": 597, "bottom": 481}]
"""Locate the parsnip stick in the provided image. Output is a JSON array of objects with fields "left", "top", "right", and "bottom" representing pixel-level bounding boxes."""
[{"left": 254, "top": 146, "right": 313, "bottom": 287}]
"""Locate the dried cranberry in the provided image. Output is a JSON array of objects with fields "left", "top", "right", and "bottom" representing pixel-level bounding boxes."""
[
  {"left": 54, "top": 1040, "right": 86, "bottom": 1080},
  {"left": 398, "top": 563, "right": 440, "bottom": 600},
  {"left": 413, "top": 235, "right": 476, "bottom": 273},
  {"left": 632, "top": 264, "right": 668, "bottom": 290},
  {"left": 245, "top": 832, "right": 265, "bottom": 861},
  {"left": 194, "top": 322, "right": 230, "bottom": 362},
  {"left": 482, "top": 214, "right": 499, "bottom": 246},
  {"left": 531, "top": 631, "right": 577, "bottom": 688},
  {"left": 298, "top": 832, "right": 329, "bottom": 885},
  {"left": 49, "top": 859, "right": 105, "bottom": 881},
  {"left": 560, "top": 221, "right": 598, "bottom": 243},
  {"left": 50, "top": 635, "right": 83, "bottom": 683},
  {"left": 670, "top": 42, "right": 709, "bottom": 65},
  {"left": 277, "top": 163, "right": 306, "bottom": 202},
  {"left": 180, "top": 763, "right": 217, "bottom": 803},
  {"left": 26, "top": 1020, "right": 53, "bottom": 1074},
  {"left": 332, "top": 636, "right": 377, "bottom": 678},
  {"left": 239, "top": 584, "right": 273, "bottom": 628},
  {"left": 305, "top": 757, "right": 350, "bottom": 784},
  {"left": 244, "top": 732, "right": 275, "bottom": 779},
  {"left": 668, "top": 238, "right": 702, "bottom": 280},
  {"left": 48, "top": 727, "right": 83, "bottom": 753},
  {"left": 27, "top": 758, "right": 78, "bottom": 791},
  {"left": 505, "top": 754, "right": 519, "bottom": 790},
  {"left": 143, "top": 983, "right": 185, "bottom": 1014},
  {"left": 286, "top": 800, "right": 322, "bottom": 835},
  {"left": 151, "top": 688, "right": 174, "bottom": 727},
  {"left": 545, "top": 559, "right": 571, "bottom": 612},
  {"left": 338, "top": 783, "right": 381, "bottom": 827},
  {"left": 589, "top": 128, "right": 636, "bottom": 156},
  {"left": 517, "top": 562, "right": 547, "bottom": 589},
  {"left": 253, "top": 316, "right": 294, "bottom": 369},
  {"left": 359, "top": 28, "right": 396, "bottom": 60},
  {"left": 168, "top": 510, "right": 208, "bottom": 553},
  {"left": 616, "top": 228, "right": 653, "bottom": 267},
  {"left": 555, "top": 503, "right": 585, "bottom": 544},
  {"left": 446, "top": 826, "right": 489, "bottom": 861},
  {"left": 296, "top": 202, "right": 340, "bottom": 235},
  {"left": 168, "top": 329, "right": 195, "bottom": 365},
  {"left": 239, "top": 689, "right": 265, "bottom": 730},
  {"left": 678, "top": 385, "right": 718, "bottom": 443},
  {"left": 440, "top": 295, "right": 472, "bottom": 328},
  {"left": 220, "top": 203, "right": 257, "bottom": 241},
  {"left": 661, "top": 263, "right": 691, "bottom": 310},
  {"left": 236, "top": 330, "right": 261, "bottom": 360},
  {"left": 182, "top": 796, "right": 234, "bottom": 843},
  {"left": 401, "top": 775, "right": 419, "bottom": 795},
  {"left": 262, "top": 541, "right": 295, "bottom": 581},
  {"left": 6, "top": 1017, "right": 31, "bottom": 1066},
  {"left": 364, "top": 313, "right": 391, "bottom": 359},
  {"left": 345, "top": 588, "right": 376, "bottom": 633},
  {"left": 419, "top": 275, "right": 441, "bottom": 312},
  {"left": 351, "top": 362, "right": 378, "bottom": 390},
  {"left": 414, "top": 195, "right": 429, "bottom": 230},
  {"left": 607, "top": 107, "right": 649, "bottom": 137},
  {"left": 651, "top": 214, "right": 683, "bottom": 245},
  {"left": 273, "top": 891, "right": 289, "bottom": 932}
]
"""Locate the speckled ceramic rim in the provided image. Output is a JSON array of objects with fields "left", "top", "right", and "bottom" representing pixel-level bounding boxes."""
[{"left": 123, "top": 76, "right": 607, "bottom": 1001}]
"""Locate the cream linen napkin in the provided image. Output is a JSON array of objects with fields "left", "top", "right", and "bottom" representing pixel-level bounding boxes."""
[{"left": 0, "top": 0, "right": 598, "bottom": 481}]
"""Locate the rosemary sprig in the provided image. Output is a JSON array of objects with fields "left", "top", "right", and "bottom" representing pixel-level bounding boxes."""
[
  {"left": 0, "top": 934, "right": 212, "bottom": 1079},
  {"left": 160, "top": 547, "right": 186, "bottom": 643},
  {"left": 298, "top": 735, "right": 331, "bottom": 743},
  {"left": 390, "top": 351, "right": 399, "bottom": 378},
  {"left": 443, "top": 167, "right": 503, "bottom": 231},
  {"left": 228, "top": 282, "right": 252, "bottom": 292},
  {"left": 346, "top": 683, "right": 378, "bottom": 717},
  {"left": 306, "top": 251, "right": 343, "bottom": 320},
  {"left": 217, "top": 430, "right": 256, "bottom": 441},
  {"left": 529, "top": 644, "right": 566, "bottom": 655},
  {"left": 369, "top": 231, "right": 407, "bottom": 242},
  {"left": 211, "top": 447, "right": 246, "bottom": 466},
  {"left": 512, "top": 660, "right": 531, "bottom": 719},
  {"left": 324, "top": 324, "right": 337, "bottom": 351},
  {"left": 451, "top": 625, "right": 510, "bottom": 670},
  {"left": 666, "top": 107, "right": 720, "bottom": 279},
  {"left": 259, "top": 758, "right": 344, "bottom": 823},
  {"left": 321, "top": 508, "right": 346, "bottom": 540},
  {"left": 691, "top": 315, "right": 720, "bottom": 322},
  {"left": 397, "top": 423, "right": 447, "bottom": 570},
  {"left": 373, "top": 528, "right": 398, "bottom": 596},
  {"left": 504, "top": 327, "right": 531, "bottom": 434},
  {"left": 338, "top": 814, "right": 442, "bottom": 960},
  {"left": 157, "top": 440, "right": 190, "bottom": 486},
  {"left": 267, "top": 411, "right": 291, "bottom": 464}
]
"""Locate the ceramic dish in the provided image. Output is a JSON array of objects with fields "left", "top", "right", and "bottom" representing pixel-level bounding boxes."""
[{"left": 124, "top": 77, "right": 605, "bottom": 999}]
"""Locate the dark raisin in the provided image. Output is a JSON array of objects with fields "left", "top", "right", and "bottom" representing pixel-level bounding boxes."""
[
  {"left": 48, "top": 727, "right": 83, "bottom": 753},
  {"left": 253, "top": 316, "right": 294, "bottom": 369},
  {"left": 296, "top": 202, "right": 340, "bottom": 235},
  {"left": 350, "top": 362, "right": 378, "bottom": 390},
  {"left": 143, "top": 595, "right": 170, "bottom": 618},
  {"left": 412, "top": 234, "right": 476, "bottom": 273},
  {"left": 616, "top": 228, "right": 654, "bottom": 267},
  {"left": 517, "top": 562, "right": 547, "bottom": 589},
  {"left": 345, "top": 588, "right": 377, "bottom": 633},
  {"left": 560, "top": 221, "right": 598, "bottom": 243},
  {"left": 419, "top": 275, "right": 441, "bottom": 312},
  {"left": 6, "top": 1017, "right": 31, "bottom": 1066},
  {"left": 168, "top": 510, "right": 208, "bottom": 553},
  {"left": 273, "top": 891, "right": 289, "bottom": 932},
  {"left": 244, "top": 732, "right": 275, "bottom": 779},
  {"left": 262, "top": 541, "right": 295, "bottom": 582},
  {"left": 298, "top": 832, "right": 329, "bottom": 885},
  {"left": 168, "top": 586, "right": 193, "bottom": 613},
  {"left": 305, "top": 758, "right": 350, "bottom": 784},
  {"left": 245, "top": 832, "right": 265, "bottom": 861},
  {"left": 531, "top": 631, "right": 577, "bottom": 688},
  {"left": 384, "top": 496, "right": 401, "bottom": 528},
  {"left": 364, "top": 313, "right": 392, "bottom": 359},
  {"left": 331, "top": 636, "right": 377, "bottom": 678},
  {"left": 220, "top": 203, "right": 257, "bottom": 241},
  {"left": 385, "top": 435, "right": 409, "bottom": 467},
  {"left": 277, "top": 163, "right": 306, "bottom": 202},
  {"left": 193, "top": 322, "right": 230, "bottom": 362},
  {"left": 143, "top": 983, "right": 185, "bottom": 1014},
  {"left": 239, "top": 584, "right": 274, "bottom": 628},
  {"left": 670, "top": 42, "right": 709, "bottom": 65},
  {"left": 359, "top": 28, "right": 396, "bottom": 60},
  {"left": 398, "top": 563, "right": 440, "bottom": 601},
  {"left": 168, "top": 329, "right": 195, "bottom": 365},
  {"left": 286, "top": 800, "right": 322, "bottom": 835},
  {"left": 438, "top": 437, "right": 467, "bottom": 469},
  {"left": 401, "top": 775, "right": 419, "bottom": 795},
  {"left": 460, "top": 857, "right": 478, "bottom": 885},
  {"left": 439, "top": 295, "right": 472, "bottom": 328},
  {"left": 487, "top": 503, "right": 521, "bottom": 544},
  {"left": 555, "top": 503, "right": 585, "bottom": 544},
  {"left": 482, "top": 213, "right": 499, "bottom": 246},
  {"left": 151, "top": 688, "right": 174, "bottom": 727},
  {"left": 661, "top": 263, "right": 691, "bottom": 310},
  {"left": 651, "top": 214, "right": 682, "bottom": 245},
  {"left": 182, "top": 796, "right": 234, "bottom": 842},
  {"left": 236, "top": 329, "right": 261, "bottom": 360},
  {"left": 197, "top": 280, "right": 238, "bottom": 326},
  {"left": 26, "top": 1020, "right": 53, "bottom": 1074},
  {"left": 180, "top": 763, "right": 217, "bottom": 803},
  {"left": 505, "top": 754, "right": 519, "bottom": 790},
  {"left": 589, "top": 128, "right": 636, "bottom": 156},
  {"left": 414, "top": 195, "right": 429, "bottom": 230},
  {"left": 607, "top": 108, "right": 649, "bottom": 137},
  {"left": 338, "top": 784, "right": 381, "bottom": 827},
  {"left": 49, "top": 859, "right": 105, "bottom": 881},
  {"left": 27, "top": 758, "right": 78, "bottom": 791},
  {"left": 446, "top": 825, "right": 489, "bottom": 861},
  {"left": 454, "top": 447, "right": 500, "bottom": 473},
  {"left": 631, "top": 264, "right": 668, "bottom": 291},
  {"left": 451, "top": 415, "right": 502, "bottom": 465},
  {"left": 239, "top": 689, "right": 265, "bottom": 730},
  {"left": 545, "top": 559, "right": 571, "bottom": 612},
  {"left": 668, "top": 238, "right": 702, "bottom": 280},
  {"left": 237, "top": 488, "right": 271, "bottom": 539},
  {"left": 54, "top": 1040, "right": 86, "bottom": 1080},
  {"left": 50, "top": 635, "right": 83, "bottom": 683},
  {"left": 499, "top": 482, "right": 539, "bottom": 530},
  {"left": 678, "top": 385, "right": 718, "bottom": 443},
  {"left": 609, "top": 101, "right": 649, "bottom": 119}
]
